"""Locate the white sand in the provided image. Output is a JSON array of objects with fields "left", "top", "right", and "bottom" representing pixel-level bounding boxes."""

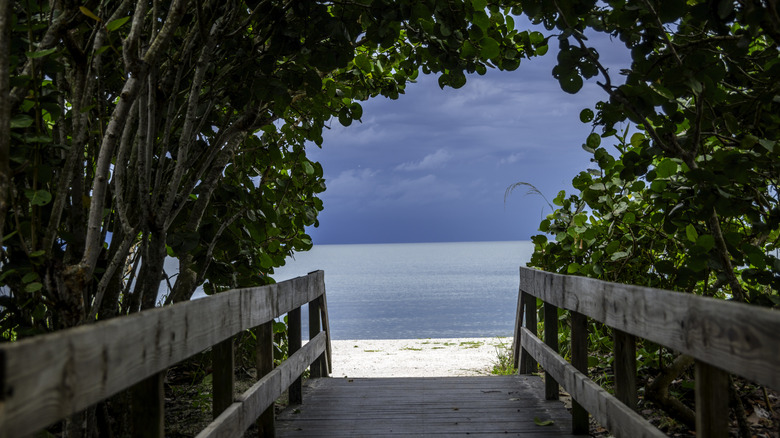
[{"left": 329, "top": 337, "right": 514, "bottom": 378}]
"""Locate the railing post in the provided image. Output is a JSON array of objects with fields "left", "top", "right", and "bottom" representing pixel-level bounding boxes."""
[
  {"left": 543, "top": 301, "right": 559, "bottom": 400},
  {"left": 308, "top": 297, "right": 328, "bottom": 378},
  {"left": 512, "top": 286, "right": 524, "bottom": 370},
  {"left": 695, "top": 360, "right": 729, "bottom": 438},
  {"left": 130, "top": 371, "right": 164, "bottom": 438},
  {"left": 255, "top": 321, "right": 275, "bottom": 437},
  {"left": 613, "top": 329, "right": 637, "bottom": 410},
  {"left": 288, "top": 307, "right": 302, "bottom": 404},
  {"left": 571, "top": 311, "right": 589, "bottom": 434},
  {"left": 519, "top": 292, "right": 537, "bottom": 374},
  {"left": 319, "top": 292, "right": 333, "bottom": 374},
  {"left": 212, "top": 336, "right": 235, "bottom": 418}
]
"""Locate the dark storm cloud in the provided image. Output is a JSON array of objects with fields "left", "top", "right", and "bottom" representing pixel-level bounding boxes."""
[{"left": 305, "top": 31, "right": 630, "bottom": 244}]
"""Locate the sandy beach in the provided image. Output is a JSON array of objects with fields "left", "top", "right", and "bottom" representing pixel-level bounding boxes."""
[{"left": 329, "top": 337, "right": 514, "bottom": 378}]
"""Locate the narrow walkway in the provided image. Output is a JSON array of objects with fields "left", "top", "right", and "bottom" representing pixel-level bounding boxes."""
[{"left": 276, "top": 375, "right": 578, "bottom": 437}]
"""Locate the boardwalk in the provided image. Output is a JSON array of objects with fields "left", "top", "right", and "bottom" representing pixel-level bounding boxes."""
[{"left": 276, "top": 375, "right": 578, "bottom": 437}]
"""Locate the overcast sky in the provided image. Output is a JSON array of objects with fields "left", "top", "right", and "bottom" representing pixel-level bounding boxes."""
[{"left": 305, "top": 31, "right": 631, "bottom": 245}]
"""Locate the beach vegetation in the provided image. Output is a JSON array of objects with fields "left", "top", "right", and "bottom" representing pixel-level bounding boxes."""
[
  {"left": 516, "top": 0, "right": 780, "bottom": 434},
  {"left": 490, "top": 338, "right": 517, "bottom": 375}
]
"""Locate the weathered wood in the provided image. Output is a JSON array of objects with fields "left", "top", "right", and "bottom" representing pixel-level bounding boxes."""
[
  {"left": 520, "top": 267, "right": 780, "bottom": 391},
  {"left": 213, "top": 337, "right": 235, "bottom": 418},
  {"left": 277, "top": 376, "right": 578, "bottom": 437},
  {"left": 512, "top": 284, "right": 524, "bottom": 370},
  {"left": 570, "top": 311, "right": 589, "bottom": 435},
  {"left": 521, "top": 328, "right": 666, "bottom": 438},
  {"left": 197, "top": 332, "right": 327, "bottom": 438},
  {"left": 613, "top": 330, "right": 637, "bottom": 411},
  {"left": 544, "top": 302, "right": 559, "bottom": 401},
  {"left": 308, "top": 298, "right": 322, "bottom": 378},
  {"left": 288, "top": 307, "right": 303, "bottom": 405},
  {"left": 519, "top": 291, "right": 538, "bottom": 374},
  {"left": 695, "top": 360, "right": 729, "bottom": 438},
  {"left": 255, "top": 321, "right": 275, "bottom": 437},
  {"left": 318, "top": 291, "right": 332, "bottom": 374},
  {"left": 0, "top": 271, "right": 325, "bottom": 438},
  {"left": 130, "top": 372, "right": 164, "bottom": 438}
]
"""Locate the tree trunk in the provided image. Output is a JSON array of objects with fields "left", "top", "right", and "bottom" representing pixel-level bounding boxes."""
[
  {"left": 645, "top": 353, "right": 696, "bottom": 429},
  {"left": 0, "top": 0, "right": 11, "bottom": 247},
  {"left": 137, "top": 231, "right": 168, "bottom": 311}
]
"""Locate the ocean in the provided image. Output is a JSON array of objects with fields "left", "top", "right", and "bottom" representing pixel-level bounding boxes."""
[{"left": 272, "top": 241, "right": 534, "bottom": 340}]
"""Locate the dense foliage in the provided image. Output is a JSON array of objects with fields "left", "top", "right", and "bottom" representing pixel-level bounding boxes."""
[
  {"left": 523, "top": 0, "right": 780, "bottom": 309},
  {"left": 0, "top": 0, "right": 545, "bottom": 336},
  {"left": 514, "top": 0, "right": 780, "bottom": 430}
]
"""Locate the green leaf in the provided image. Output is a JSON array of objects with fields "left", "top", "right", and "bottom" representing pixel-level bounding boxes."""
[
  {"left": 25, "top": 189, "right": 52, "bottom": 206},
  {"left": 354, "top": 54, "right": 371, "bottom": 73},
  {"left": 22, "top": 272, "right": 38, "bottom": 283},
  {"left": 559, "top": 73, "right": 583, "bottom": 94},
  {"left": 533, "top": 417, "right": 554, "bottom": 426},
  {"left": 552, "top": 190, "right": 566, "bottom": 206},
  {"left": 758, "top": 139, "right": 776, "bottom": 152},
  {"left": 567, "top": 263, "right": 581, "bottom": 274},
  {"left": 479, "top": 37, "right": 500, "bottom": 59},
  {"left": 685, "top": 224, "right": 698, "bottom": 243},
  {"left": 259, "top": 252, "right": 274, "bottom": 269},
  {"left": 350, "top": 103, "right": 364, "bottom": 120},
  {"left": 472, "top": 11, "right": 490, "bottom": 32},
  {"left": 579, "top": 108, "right": 594, "bottom": 123},
  {"left": 302, "top": 161, "right": 315, "bottom": 175},
  {"left": 611, "top": 251, "right": 629, "bottom": 260},
  {"left": 630, "top": 133, "right": 646, "bottom": 147},
  {"left": 25, "top": 282, "right": 43, "bottom": 293},
  {"left": 79, "top": 6, "right": 101, "bottom": 22},
  {"left": 586, "top": 133, "right": 601, "bottom": 149},
  {"left": 27, "top": 48, "right": 57, "bottom": 59},
  {"left": 696, "top": 234, "right": 715, "bottom": 252},
  {"left": 471, "top": 0, "right": 487, "bottom": 10},
  {"left": 10, "top": 114, "right": 34, "bottom": 128},
  {"left": 338, "top": 109, "right": 352, "bottom": 127},
  {"left": 106, "top": 16, "right": 130, "bottom": 32},
  {"left": 655, "top": 159, "right": 677, "bottom": 179}
]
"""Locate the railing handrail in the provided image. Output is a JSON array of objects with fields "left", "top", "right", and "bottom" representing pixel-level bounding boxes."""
[
  {"left": 0, "top": 270, "right": 330, "bottom": 438},
  {"left": 513, "top": 266, "right": 780, "bottom": 438}
]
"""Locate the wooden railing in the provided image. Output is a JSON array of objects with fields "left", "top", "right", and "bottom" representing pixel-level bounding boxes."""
[
  {"left": 512, "top": 267, "right": 779, "bottom": 438},
  {"left": 0, "top": 270, "right": 331, "bottom": 438}
]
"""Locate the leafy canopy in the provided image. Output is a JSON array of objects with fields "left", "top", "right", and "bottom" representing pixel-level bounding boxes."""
[
  {"left": 0, "top": 0, "right": 546, "bottom": 334},
  {"left": 520, "top": 0, "right": 780, "bottom": 307}
]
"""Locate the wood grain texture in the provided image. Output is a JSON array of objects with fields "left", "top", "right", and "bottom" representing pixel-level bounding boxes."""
[
  {"left": 212, "top": 337, "right": 235, "bottom": 418},
  {"left": 277, "top": 376, "right": 578, "bottom": 437},
  {"left": 255, "top": 321, "right": 275, "bottom": 436},
  {"left": 0, "top": 271, "right": 325, "bottom": 438},
  {"left": 130, "top": 372, "right": 164, "bottom": 438},
  {"left": 512, "top": 286, "right": 524, "bottom": 370},
  {"left": 308, "top": 298, "right": 325, "bottom": 379},
  {"left": 613, "top": 330, "right": 637, "bottom": 411},
  {"left": 288, "top": 307, "right": 303, "bottom": 405},
  {"left": 519, "top": 267, "right": 780, "bottom": 390},
  {"left": 570, "top": 311, "right": 589, "bottom": 435},
  {"left": 695, "top": 360, "right": 729, "bottom": 438},
  {"left": 521, "top": 328, "right": 666, "bottom": 438},
  {"left": 318, "top": 290, "right": 332, "bottom": 375},
  {"left": 196, "top": 332, "right": 327, "bottom": 438},
  {"left": 544, "top": 302, "right": 559, "bottom": 401},
  {"left": 519, "top": 291, "right": 538, "bottom": 374}
]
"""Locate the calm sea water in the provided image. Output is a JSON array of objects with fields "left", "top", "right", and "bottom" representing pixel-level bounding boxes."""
[{"left": 272, "top": 241, "right": 534, "bottom": 340}]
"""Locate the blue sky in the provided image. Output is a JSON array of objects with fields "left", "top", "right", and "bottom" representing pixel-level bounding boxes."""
[{"left": 305, "top": 32, "right": 630, "bottom": 245}]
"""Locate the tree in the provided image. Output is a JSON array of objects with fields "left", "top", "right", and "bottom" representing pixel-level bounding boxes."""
[
  {"left": 1, "top": 0, "right": 545, "bottom": 340},
  {"left": 516, "top": 0, "right": 780, "bottom": 430}
]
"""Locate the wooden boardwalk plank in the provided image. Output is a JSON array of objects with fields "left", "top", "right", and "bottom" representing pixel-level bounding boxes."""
[{"left": 277, "top": 376, "right": 577, "bottom": 437}]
